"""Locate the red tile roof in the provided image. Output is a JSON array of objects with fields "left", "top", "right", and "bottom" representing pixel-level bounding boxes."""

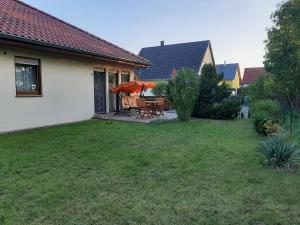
[
  {"left": 242, "top": 67, "right": 266, "bottom": 84},
  {"left": 0, "top": 0, "right": 150, "bottom": 66}
]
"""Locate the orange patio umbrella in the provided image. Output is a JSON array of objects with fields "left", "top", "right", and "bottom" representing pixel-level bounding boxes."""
[{"left": 112, "top": 81, "right": 156, "bottom": 94}]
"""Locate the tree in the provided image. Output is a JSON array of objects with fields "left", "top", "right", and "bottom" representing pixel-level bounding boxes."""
[
  {"left": 152, "top": 81, "right": 168, "bottom": 97},
  {"left": 165, "top": 79, "right": 175, "bottom": 104},
  {"left": 152, "top": 80, "right": 175, "bottom": 107},
  {"left": 242, "top": 73, "right": 279, "bottom": 101},
  {"left": 172, "top": 69, "right": 199, "bottom": 121},
  {"left": 264, "top": 0, "right": 300, "bottom": 109},
  {"left": 193, "top": 64, "right": 231, "bottom": 118}
]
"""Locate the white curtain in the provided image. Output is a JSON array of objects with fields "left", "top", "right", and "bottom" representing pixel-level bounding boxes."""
[{"left": 15, "top": 65, "right": 38, "bottom": 92}]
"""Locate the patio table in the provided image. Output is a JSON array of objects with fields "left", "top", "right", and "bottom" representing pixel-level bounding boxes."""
[{"left": 146, "top": 100, "right": 162, "bottom": 116}]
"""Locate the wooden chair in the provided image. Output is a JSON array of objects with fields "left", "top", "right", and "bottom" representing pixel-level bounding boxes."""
[
  {"left": 129, "top": 96, "right": 138, "bottom": 109},
  {"left": 122, "top": 96, "right": 130, "bottom": 110},
  {"left": 155, "top": 97, "right": 165, "bottom": 116},
  {"left": 136, "top": 98, "right": 152, "bottom": 119},
  {"left": 121, "top": 96, "right": 138, "bottom": 111}
]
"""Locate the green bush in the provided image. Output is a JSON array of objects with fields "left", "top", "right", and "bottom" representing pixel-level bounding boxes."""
[
  {"left": 263, "top": 120, "right": 283, "bottom": 136},
  {"left": 152, "top": 81, "right": 168, "bottom": 97},
  {"left": 251, "top": 99, "right": 281, "bottom": 134},
  {"left": 152, "top": 80, "right": 175, "bottom": 107},
  {"left": 210, "top": 96, "right": 241, "bottom": 119},
  {"left": 242, "top": 74, "right": 277, "bottom": 101},
  {"left": 193, "top": 64, "right": 234, "bottom": 119},
  {"left": 172, "top": 69, "right": 199, "bottom": 121},
  {"left": 251, "top": 99, "right": 281, "bottom": 121},
  {"left": 254, "top": 119, "right": 266, "bottom": 134},
  {"left": 166, "top": 79, "right": 175, "bottom": 105},
  {"left": 260, "top": 134, "right": 300, "bottom": 168}
]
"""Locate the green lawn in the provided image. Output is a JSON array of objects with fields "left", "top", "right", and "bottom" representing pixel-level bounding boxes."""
[{"left": 0, "top": 119, "right": 299, "bottom": 225}]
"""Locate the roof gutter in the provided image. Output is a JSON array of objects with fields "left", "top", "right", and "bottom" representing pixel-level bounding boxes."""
[{"left": 0, "top": 33, "right": 151, "bottom": 67}]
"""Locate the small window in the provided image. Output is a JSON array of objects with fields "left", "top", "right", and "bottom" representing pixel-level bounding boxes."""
[
  {"left": 15, "top": 57, "right": 42, "bottom": 96},
  {"left": 121, "top": 72, "right": 130, "bottom": 83}
]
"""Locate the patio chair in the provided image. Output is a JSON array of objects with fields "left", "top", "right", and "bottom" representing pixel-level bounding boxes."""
[
  {"left": 129, "top": 96, "right": 138, "bottom": 109},
  {"left": 155, "top": 97, "right": 165, "bottom": 116},
  {"left": 122, "top": 96, "right": 131, "bottom": 110},
  {"left": 121, "top": 96, "right": 138, "bottom": 111},
  {"left": 136, "top": 98, "right": 152, "bottom": 119}
]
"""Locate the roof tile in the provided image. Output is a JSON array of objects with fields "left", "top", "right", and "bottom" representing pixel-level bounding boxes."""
[
  {"left": 216, "top": 63, "right": 239, "bottom": 80},
  {"left": 136, "top": 41, "right": 210, "bottom": 80},
  {"left": 242, "top": 67, "right": 266, "bottom": 84},
  {"left": 0, "top": 0, "right": 149, "bottom": 65}
]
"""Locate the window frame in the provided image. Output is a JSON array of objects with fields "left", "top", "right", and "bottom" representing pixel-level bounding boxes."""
[
  {"left": 121, "top": 71, "right": 130, "bottom": 83},
  {"left": 14, "top": 56, "right": 42, "bottom": 97}
]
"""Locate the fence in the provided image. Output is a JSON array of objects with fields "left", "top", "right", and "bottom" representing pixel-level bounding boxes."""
[{"left": 282, "top": 110, "right": 300, "bottom": 136}]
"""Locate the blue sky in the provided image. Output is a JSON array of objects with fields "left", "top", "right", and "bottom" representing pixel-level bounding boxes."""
[{"left": 22, "top": 0, "right": 281, "bottom": 72}]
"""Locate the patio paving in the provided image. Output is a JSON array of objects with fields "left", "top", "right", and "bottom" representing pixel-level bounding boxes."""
[{"left": 93, "top": 110, "right": 177, "bottom": 123}]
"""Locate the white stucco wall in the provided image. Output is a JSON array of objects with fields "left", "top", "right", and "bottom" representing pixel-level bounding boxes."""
[
  {"left": 0, "top": 46, "right": 94, "bottom": 133},
  {"left": 0, "top": 46, "right": 136, "bottom": 133}
]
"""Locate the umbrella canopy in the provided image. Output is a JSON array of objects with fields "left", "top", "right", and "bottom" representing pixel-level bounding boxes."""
[{"left": 112, "top": 81, "right": 156, "bottom": 94}]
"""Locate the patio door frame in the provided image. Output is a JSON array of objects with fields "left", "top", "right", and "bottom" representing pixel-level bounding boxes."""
[
  {"left": 108, "top": 71, "right": 119, "bottom": 112},
  {"left": 94, "top": 67, "right": 134, "bottom": 114},
  {"left": 94, "top": 68, "right": 107, "bottom": 114}
]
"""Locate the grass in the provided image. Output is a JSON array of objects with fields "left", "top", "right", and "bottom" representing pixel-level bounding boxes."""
[{"left": 0, "top": 119, "right": 300, "bottom": 225}]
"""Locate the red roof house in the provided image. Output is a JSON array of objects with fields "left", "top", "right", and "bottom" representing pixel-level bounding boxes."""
[
  {"left": 0, "top": 0, "right": 149, "bottom": 66},
  {"left": 0, "top": 0, "right": 150, "bottom": 133},
  {"left": 242, "top": 67, "right": 266, "bottom": 86}
]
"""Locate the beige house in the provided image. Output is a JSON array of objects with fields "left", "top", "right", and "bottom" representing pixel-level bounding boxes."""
[{"left": 0, "top": 0, "right": 149, "bottom": 133}]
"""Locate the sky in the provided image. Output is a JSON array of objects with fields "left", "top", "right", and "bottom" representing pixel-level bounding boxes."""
[{"left": 22, "top": 0, "right": 282, "bottom": 73}]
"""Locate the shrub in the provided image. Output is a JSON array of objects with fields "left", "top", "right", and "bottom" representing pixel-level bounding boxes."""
[
  {"left": 193, "top": 64, "right": 233, "bottom": 118},
  {"left": 172, "top": 69, "right": 199, "bottom": 121},
  {"left": 251, "top": 99, "right": 281, "bottom": 134},
  {"left": 260, "top": 134, "right": 300, "bottom": 168},
  {"left": 210, "top": 96, "right": 241, "bottom": 119},
  {"left": 152, "top": 81, "right": 168, "bottom": 97},
  {"left": 263, "top": 120, "right": 283, "bottom": 136},
  {"left": 255, "top": 119, "right": 281, "bottom": 135},
  {"left": 152, "top": 80, "right": 175, "bottom": 110},
  {"left": 165, "top": 79, "right": 175, "bottom": 105},
  {"left": 251, "top": 99, "right": 281, "bottom": 121},
  {"left": 242, "top": 74, "right": 277, "bottom": 101},
  {"left": 254, "top": 119, "right": 267, "bottom": 134}
]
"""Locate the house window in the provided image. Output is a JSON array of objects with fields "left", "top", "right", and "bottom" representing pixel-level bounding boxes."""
[
  {"left": 15, "top": 57, "right": 42, "bottom": 96},
  {"left": 121, "top": 72, "right": 130, "bottom": 83}
]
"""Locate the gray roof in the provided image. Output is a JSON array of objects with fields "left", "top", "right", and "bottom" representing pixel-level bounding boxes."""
[
  {"left": 136, "top": 41, "right": 211, "bottom": 80},
  {"left": 216, "top": 63, "right": 239, "bottom": 81}
]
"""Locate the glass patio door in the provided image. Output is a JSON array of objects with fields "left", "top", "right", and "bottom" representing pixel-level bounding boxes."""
[
  {"left": 94, "top": 70, "right": 106, "bottom": 113},
  {"left": 109, "top": 72, "right": 118, "bottom": 112}
]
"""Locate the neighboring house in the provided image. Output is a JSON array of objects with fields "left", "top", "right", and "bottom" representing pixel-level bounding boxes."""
[
  {"left": 241, "top": 67, "right": 266, "bottom": 87},
  {"left": 136, "top": 40, "right": 215, "bottom": 81},
  {"left": 0, "top": 0, "right": 150, "bottom": 133},
  {"left": 216, "top": 63, "right": 242, "bottom": 91}
]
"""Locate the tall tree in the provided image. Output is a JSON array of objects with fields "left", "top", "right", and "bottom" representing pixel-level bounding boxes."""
[
  {"left": 172, "top": 69, "right": 199, "bottom": 121},
  {"left": 264, "top": 0, "right": 300, "bottom": 109},
  {"left": 193, "top": 64, "right": 231, "bottom": 118}
]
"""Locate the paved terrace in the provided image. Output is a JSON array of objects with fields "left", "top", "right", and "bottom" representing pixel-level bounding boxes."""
[{"left": 93, "top": 110, "right": 177, "bottom": 123}]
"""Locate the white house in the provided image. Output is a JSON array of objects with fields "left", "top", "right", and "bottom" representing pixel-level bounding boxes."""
[{"left": 0, "top": 0, "right": 150, "bottom": 133}]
